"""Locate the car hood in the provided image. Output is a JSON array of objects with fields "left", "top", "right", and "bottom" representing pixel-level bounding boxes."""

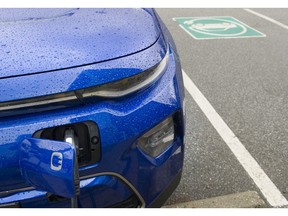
[{"left": 0, "top": 8, "right": 160, "bottom": 79}]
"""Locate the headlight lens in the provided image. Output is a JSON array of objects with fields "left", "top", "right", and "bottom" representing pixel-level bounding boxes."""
[
  {"left": 137, "top": 116, "right": 175, "bottom": 158},
  {"left": 0, "top": 47, "right": 169, "bottom": 112},
  {"left": 81, "top": 47, "right": 169, "bottom": 98}
]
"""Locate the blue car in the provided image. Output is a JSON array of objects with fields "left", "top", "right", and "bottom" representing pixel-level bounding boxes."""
[{"left": 0, "top": 8, "right": 185, "bottom": 208}]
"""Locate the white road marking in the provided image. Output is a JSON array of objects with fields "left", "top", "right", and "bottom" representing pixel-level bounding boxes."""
[
  {"left": 182, "top": 70, "right": 288, "bottom": 207},
  {"left": 245, "top": 9, "right": 288, "bottom": 30}
]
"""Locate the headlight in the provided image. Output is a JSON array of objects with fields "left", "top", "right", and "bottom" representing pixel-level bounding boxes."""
[
  {"left": 81, "top": 47, "right": 169, "bottom": 98},
  {"left": 137, "top": 116, "right": 175, "bottom": 158},
  {"left": 0, "top": 47, "right": 169, "bottom": 112}
]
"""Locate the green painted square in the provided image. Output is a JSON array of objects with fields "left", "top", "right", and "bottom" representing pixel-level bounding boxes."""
[{"left": 173, "top": 16, "right": 265, "bottom": 40}]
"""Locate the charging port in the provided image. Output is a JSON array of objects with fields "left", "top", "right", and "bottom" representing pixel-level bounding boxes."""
[{"left": 33, "top": 121, "right": 101, "bottom": 167}]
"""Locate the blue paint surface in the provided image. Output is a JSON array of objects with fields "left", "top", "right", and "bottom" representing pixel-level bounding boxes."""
[
  {"left": 0, "top": 8, "right": 160, "bottom": 78},
  {"left": 0, "top": 9, "right": 185, "bottom": 208}
]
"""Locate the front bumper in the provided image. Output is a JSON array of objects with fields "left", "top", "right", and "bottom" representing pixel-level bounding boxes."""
[{"left": 0, "top": 46, "right": 185, "bottom": 208}]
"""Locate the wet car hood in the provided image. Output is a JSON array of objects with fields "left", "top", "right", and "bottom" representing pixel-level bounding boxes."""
[{"left": 0, "top": 8, "right": 160, "bottom": 79}]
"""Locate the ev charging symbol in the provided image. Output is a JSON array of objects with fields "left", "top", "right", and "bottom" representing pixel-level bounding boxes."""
[{"left": 50, "top": 152, "right": 63, "bottom": 171}]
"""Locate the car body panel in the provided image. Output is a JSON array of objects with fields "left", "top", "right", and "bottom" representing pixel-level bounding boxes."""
[{"left": 0, "top": 8, "right": 160, "bottom": 78}]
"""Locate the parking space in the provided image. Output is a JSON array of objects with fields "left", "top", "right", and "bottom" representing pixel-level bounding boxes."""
[{"left": 156, "top": 8, "right": 288, "bottom": 207}]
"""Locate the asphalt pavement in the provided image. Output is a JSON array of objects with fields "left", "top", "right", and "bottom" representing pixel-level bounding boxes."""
[{"left": 156, "top": 8, "right": 288, "bottom": 208}]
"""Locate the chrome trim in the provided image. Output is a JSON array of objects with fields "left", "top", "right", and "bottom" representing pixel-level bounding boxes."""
[
  {"left": 0, "top": 94, "right": 77, "bottom": 112},
  {"left": 0, "top": 187, "right": 34, "bottom": 197}
]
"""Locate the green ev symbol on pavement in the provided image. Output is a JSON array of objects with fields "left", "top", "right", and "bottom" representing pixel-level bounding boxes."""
[{"left": 173, "top": 16, "right": 265, "bottom": 40}]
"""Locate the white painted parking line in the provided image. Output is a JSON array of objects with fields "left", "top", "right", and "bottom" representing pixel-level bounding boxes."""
[
  {"left": 245, "top": 9, "right": 288, "bottom": 30},
  {"left": 182, "top": 70, "right": 288, "bottom": 207}
]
